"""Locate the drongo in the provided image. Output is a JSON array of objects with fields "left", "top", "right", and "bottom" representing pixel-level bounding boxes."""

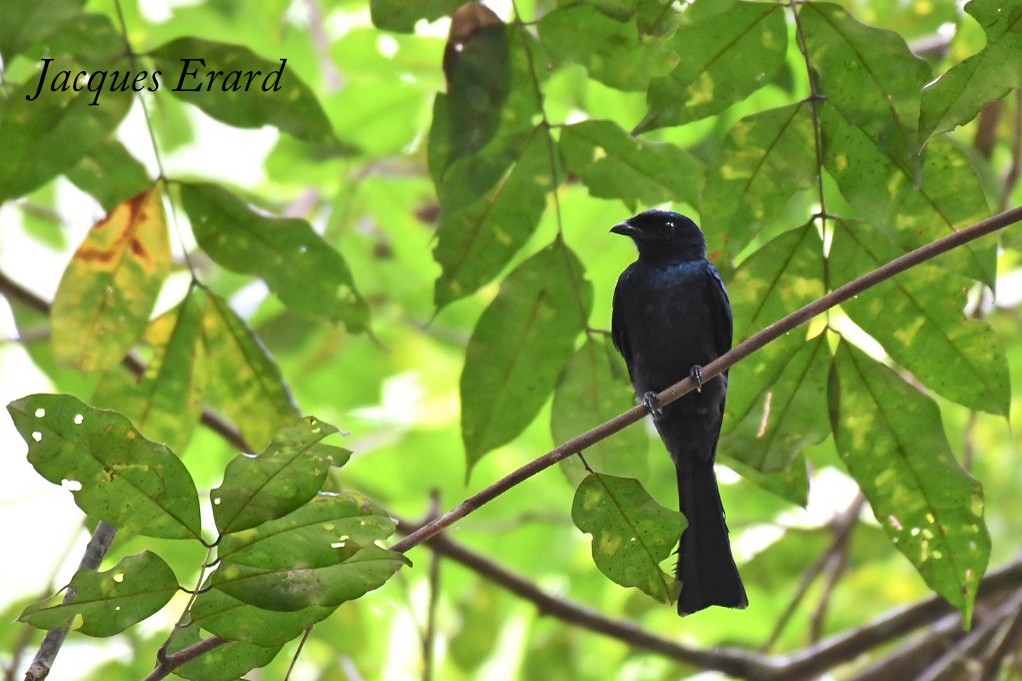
[{"left": 610, "top": 209, "right": 747, "bottom": 615}]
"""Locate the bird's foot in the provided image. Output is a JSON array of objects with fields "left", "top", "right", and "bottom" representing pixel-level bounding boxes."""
[
  {"left": 690, "top": 365, "right": 704, "bottom": 393},
  {"left": 642, "top": 391, "right": 663, "bottom": 418}
]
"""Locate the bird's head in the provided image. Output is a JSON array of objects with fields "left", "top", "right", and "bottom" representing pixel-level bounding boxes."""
[{"left": 610, "top": 209, "right": 706, "bottom": 262}]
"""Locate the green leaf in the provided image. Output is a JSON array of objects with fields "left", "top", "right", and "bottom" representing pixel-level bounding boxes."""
[
  {"left": 537, "top": 6, "right": 670, "bottom": 91},
  {"left": 0, "top": 61, "right": 134, "bottom": 203},
  {"left": 829, "top": 343, "right": 990, "bottom": 626},
  {"left": 92, "top": 286, "right": 208, "bottom": 453},
  {"left": 724, "top": 224, "right": 826, "bottom": 434},
  {"left": 433, "top": 127, "right": 553, "bottom": 309},
  {"left": 218, "top": 491, "right": 395, "bottom": 567},
  {"left": 212, "top": 418, "right": 350, "bottom": 535},
  {"left": 148, "top": 38, "right": 336, "bottom": 146},
  {"left": 700, "top": 102, "right": 817, "bottom": 259},
  {"left": 721, "top": 334, "right": 831, "bottom": 473},
  {"left": 18, "top": 551, "right": 177, "bottom": 637},
  {"left": 461, "top": 242, "right": 593, "bottom": 471},
  {"left": 636, "top": 2, "right": 787, "bottom": 131},
  {"left": 571, "top": 473, "right": 685, "bottom": 603},
  {"left": 429, "top": 23, "right": 537, "bottom": 181},
  {"left": 921, "top": 0, "right": 1022, "bottom": 139},
  {"left": 800, "top": 2, "right": 930, "bottom": 164},
  {"left": 725, "top": 455, "right": 810, "bottom": 507},
  {"left": 50, "top": 186, "right": 170, "bottom": 373},
  {"left": 179, "top": 182, "right": 369, "bottom": 331},
  {"left": 65, "top": 138, "right": 152, "bottom": 212},
  {"left": 168, "top": 623, "right": 280, "bottom": 681},
  {"left": 822, "top": 109, "right": 995, "bottom": 287},
  {"left": 559, "top": 119, "right": 703, "bottom": 210},
  {"left": 369, "top": 0, "right": 463, "bottom": 32},
  {"left": 551, "top": 337, "right": 648, "bottom": 485},
  {"left": 6, "top": 394, "right": 202, "bottom": 539},
  {"left": 829, "top": 221, "right": 1010, "bottom": 415},
  {"left": 211, "top": 544, "right": 409, "bottom": 612},
  {"left": 0, "top": 0, "right": 87, "bottom": 61},
  {"left": 190, "top": 586, "right": 333, "bottom": 648},
  {"left": 202, "top": 291, "right": 301, "bottom": 451}
]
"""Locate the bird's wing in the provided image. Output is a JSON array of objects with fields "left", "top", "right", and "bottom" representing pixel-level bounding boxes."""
[
  {"left": 706, "top": 262, "right": 733, "bottom": 354},
  {"left": 611, "top": 273, "right": 633, "bottom": 369}
]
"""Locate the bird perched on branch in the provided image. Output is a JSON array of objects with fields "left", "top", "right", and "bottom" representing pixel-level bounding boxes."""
[{"left": 610, "top": 209, "right": 747, "bottom": 616}]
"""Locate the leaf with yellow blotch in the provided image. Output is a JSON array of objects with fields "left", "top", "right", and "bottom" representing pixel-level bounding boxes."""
[
  {"left": 92, "top": 286, "right": 208, "bottom": 453},
  {"left": 203, "top": 292, "right": 301, "bottom": 451},
  {"left": 51, "top": 186, "right": 171, "bottom": 373}
]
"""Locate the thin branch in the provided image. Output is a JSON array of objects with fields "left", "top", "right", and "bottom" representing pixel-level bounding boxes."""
[
  {"left": 397, "top": 514, "right": 1022, "bottom": 681},
  {"left": 762, "top": 494, "right": 865, "bottom": 651},
  {"left": 283, "top": 627, "right": 314, "bottom": 681},
  {"left": 978, "top": 592, "right": 1022, "bottom": 681},
  {"left": 914, "top": 590, "right": 1022, "bottom": 681},
  {"left": 142, "top": 635, "right": 227, "bottom": 681},
  {"left": 392, "top": 204, "right": 1022, "bottom": 554},
  {"left": 772, "top": 555, "right": 1022, "bottom": 680},
  {"left": 23, "top": 522, "right": 117, "bottom": 681},
  {"left": 422, "top": 491, "right": 441, "bottom": 681}
]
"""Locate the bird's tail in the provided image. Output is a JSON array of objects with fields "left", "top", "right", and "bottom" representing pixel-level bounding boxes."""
[{"left": 676, "top": 462, "right": 748, "bottom": 615}]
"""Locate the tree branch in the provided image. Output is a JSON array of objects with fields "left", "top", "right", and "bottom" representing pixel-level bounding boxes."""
[
  {"left": 392, "top": 205, "right": 1022, "bottom": 554},
  {"left": 397, "top": 514, "right": 1022, "bottom": 680},
  {"left": 23, "top": 522, "right": 117, "bottom": 681}
]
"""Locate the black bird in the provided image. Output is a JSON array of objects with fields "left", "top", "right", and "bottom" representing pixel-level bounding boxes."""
[{"left": 610, "top": 209, "right": 747, "bottom": 616}]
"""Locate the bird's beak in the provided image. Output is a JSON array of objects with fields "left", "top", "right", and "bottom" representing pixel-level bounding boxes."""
[{"left": 610, "top": 222, "right": 642, "bottom": 238}]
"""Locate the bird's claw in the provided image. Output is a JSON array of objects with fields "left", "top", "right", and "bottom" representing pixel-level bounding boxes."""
[
  {"left": 690, "top": 365, "right": 704, "bottom": 393},
  {"left": 642, "top": 391, "right": 663, "bottom": 418}
]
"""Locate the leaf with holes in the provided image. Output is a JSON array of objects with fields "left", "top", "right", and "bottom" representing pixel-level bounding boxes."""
[
  {"left": 93, "top": 286, "right": 208, "bottom": 453},
  {"left": 551, "top": 337, "right": 648, "bottom": 486},
  {"left": 50, "top": 186, "right": 170, "bottom": 373},
  {"left": 213, "top": 419, "right": 350, "bottom": 535},
  {"left": 829, "top": 343, "right": 990, "bottom": 626},
  {"left": 6, "top": 394, "right": 201, "bottom": 539},
  {"left": 572, "top": 473, "right": 685, "bottom": 603},
  {"left": 180, "top": 182, "right": 368, "bottom": 331},
  {"left": 191, "top": 582, "right": 334, "bottom": 648},
  {"left": 202, "top": 292, "right": 301, "bottom": 451},
  {"left": 829, "top": 221, "right": 1009, "bottom": 416},
  {"left": 461, "top": 242, "right": 592, "bottom": 472},
  {"left": 19, "top": 551, "right": 177, "bottom": 636},
  {"left": 636, "top": 2, "right": 787, "bottom": 131},
  {"left": 212, "top": 544, "right": 409, "bottom": 612}
]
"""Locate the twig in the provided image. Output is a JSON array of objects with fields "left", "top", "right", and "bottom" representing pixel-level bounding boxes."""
[
  {"left": 809, "top": 497, "right": 864, "bottom": 642},
  {"left": 762, "top": 494, "right": 865, "bottom": 651},
  {"left": 391, "top": 204, "right": 1022, "bottom": 554},
  {"left": 141, "top": 635, "right": 227, "bottom": 681},
  {"left": 283, "top": 627, "right": 313, "bottom": 681},
  {"left": 23, "top": 522, "right": 117, "bottom": 681},
  {"left": 422, "top": 491, "right": 441, "bottom": 681},
  {"left": 979, "top": 593, "right": 1022, "bottom": 681},
  {"left": 772, "top": 555, "right": 1022, "bottom": 680},
  {"left": 397, "top": 514, "right": 1022, "bottom": 680},
  {"left": 914, "top": 590, "right": 1022, "bottom": 681}
]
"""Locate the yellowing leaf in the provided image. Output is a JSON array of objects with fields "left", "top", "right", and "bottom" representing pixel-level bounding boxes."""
[{"left": 51, "top": 186, "right": 171, "bottom": 373}]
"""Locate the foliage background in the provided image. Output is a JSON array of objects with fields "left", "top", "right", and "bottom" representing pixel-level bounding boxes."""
[{"left": 1, "top": 0, "right": 1021, "bottom": 679}]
